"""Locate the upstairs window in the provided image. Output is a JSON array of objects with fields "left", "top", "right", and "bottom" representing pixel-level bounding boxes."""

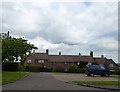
[
  {"left": 109, "top": 64, "right": 114, "bottom": 68},
  {"left": 38, "top": 60, "right": 44, "bottom": 63}
]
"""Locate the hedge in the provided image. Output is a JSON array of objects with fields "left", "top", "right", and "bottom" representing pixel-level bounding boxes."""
[
  {"left": 25, "top": 65, "right": 40, "bottom": 72},
  {"left": 52, "top": 67, "right": 64, "bottom": 72},
  {"left": 2, "top": 62, "right": 19, "bottom": 71}
]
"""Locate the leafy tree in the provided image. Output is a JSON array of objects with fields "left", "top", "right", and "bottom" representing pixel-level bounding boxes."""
[{"left": 1, "top": 31, "right": 37, "bottom": 63}]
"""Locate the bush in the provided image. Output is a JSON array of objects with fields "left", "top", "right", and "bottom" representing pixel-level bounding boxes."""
[
  {"left": 25, "top": 65, "right": 40, "bottom": 72},
  {"left": 19, "top": 64, "right": 26, "bottom": 71},
  {"left": 52, "top": 67, "right": 64, "bottom": 72},
  {"left": 2, "top": 62, "right": 19, "bottom": 71},
  {"left": 77, "top": 68, "right": 85, "bottom": 73},
  {"left": 67, "top": 64, "right": 85, "bottom": 73},
  {"left": 115, "top": 70, "right": 120, "bottom": 75},
  {"left": 67, "top": 65, "right": 77, "bottom": 73},
  {"left": 39, "top": 67, "right": 52, "bottom": 72}
]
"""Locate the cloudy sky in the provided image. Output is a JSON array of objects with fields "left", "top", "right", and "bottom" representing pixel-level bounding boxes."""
[{"left": 1, "top": 0, "right": 119, "bottom": 63}]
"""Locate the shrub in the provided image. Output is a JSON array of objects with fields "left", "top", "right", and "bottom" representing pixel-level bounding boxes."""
[
  {"left": 25, "top": 65, "right": 40, "bottom": 72},
  {"left": 67, "top": 64, "right": 85, "bottom": 73},
  {"left": 115, "top": 70, "right": 120, "bottom": 75},
  {"left": 18, "top": 64, "right": 26, "bottom": 71},
  {"left": 52, "top": 67, "right": 64, "bottom": 72},
  {"left": 77, "top": 68, "right": 85, "bottom": 73},
  {"left": 39, "top": 67, "right": 52, "bottom": 72},
  {"left": 2, "top": 62, "right": 19, "bottom": 71},
  {"left": 67, "top": 65, "right": 78, "bottom": 73}
]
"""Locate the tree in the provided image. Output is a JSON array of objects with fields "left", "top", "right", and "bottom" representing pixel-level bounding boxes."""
[{"left": 2, "top": 31, "right": 38, "bottom": 63}]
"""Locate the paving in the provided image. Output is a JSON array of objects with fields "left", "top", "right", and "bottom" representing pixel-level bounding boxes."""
[
  {"left": 52, "top": 73, "right": 119, "bottom": 91},
  {"left": 3, "top": 73, "right": 102, "bottom": 90},
  {"left": 52, "top": 73, "right": 118, "bottom": 82}
]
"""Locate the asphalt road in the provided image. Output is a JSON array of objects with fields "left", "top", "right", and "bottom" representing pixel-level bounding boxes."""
[{"left": 3, "top": 73, "right": 102, "bottom": 90}]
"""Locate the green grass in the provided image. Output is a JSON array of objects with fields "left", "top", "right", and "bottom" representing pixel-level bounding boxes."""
[
  {"left": 0, "top": 72, "right": 2, "bottom": 85},
  {"left": 111, "top": 75, "right": 120, "bottom": 78},
  {"left": 73, "top": 81, "right": 120, "bottom": 86},
  {"left": 2, "top": 72, "right": 27, "bottom": 85}
]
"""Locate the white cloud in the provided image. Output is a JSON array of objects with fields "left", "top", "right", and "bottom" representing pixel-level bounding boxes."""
[{"left": 1, "top": 1, "right": 118, "bottom": 63}]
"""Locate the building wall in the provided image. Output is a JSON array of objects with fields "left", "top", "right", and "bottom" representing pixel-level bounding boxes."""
[{"left": 25, "top": 53, "right": 118, "bottom": 71}]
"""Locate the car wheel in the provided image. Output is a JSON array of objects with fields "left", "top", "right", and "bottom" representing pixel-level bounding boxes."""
[
  {"left": 101, "top": 75, "right": 104, "bottom": 77},
  {"left": 87, "top": 74, "right": 91, "bottom": 77},
  {"left": 105, "top": 74, "right": 109, "bottom": 77},
  {"left": 91, "top": 73, "right": 94, "bottom": 77}
]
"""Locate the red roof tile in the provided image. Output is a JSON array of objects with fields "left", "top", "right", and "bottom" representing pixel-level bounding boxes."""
[{"left": 28, "top": 53, "right": 48, "bottom": 59}]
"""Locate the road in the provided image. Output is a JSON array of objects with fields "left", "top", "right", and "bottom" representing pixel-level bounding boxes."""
[{"left": 3, "top": 73, "right": 102, "bottom": 90}]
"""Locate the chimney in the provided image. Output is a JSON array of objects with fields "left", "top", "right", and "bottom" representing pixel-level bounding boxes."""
[
  {"left": 101, "top": 55, "right": 104, "bottom": 58},
  {"left": 59, "top": 52, "right": 61, "bottom": 55},
  {"left": 90, "top": 51, "right": 93, "bottom": 57},
  {"left": 33, "top": 50, "right": 35, "bottom": 53},
  {"left": 46, "top": 49, "right": 49, "bottom": 54},
  {"left": 79, "top": 53, "right": 81, "bottom": 56}
]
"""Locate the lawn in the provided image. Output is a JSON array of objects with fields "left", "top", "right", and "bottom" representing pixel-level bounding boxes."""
[
  {"left": 0, "top": 72, "right": 2, "bottom": 85},
  {"left": 111, "top": 75, "right": 120, "bottom": 78},
  {"left": 2, "top": 72, "right": 27, "bottom": 85},
  {"left": 72, "top": 81, "right": 120, "bottom": 86}
]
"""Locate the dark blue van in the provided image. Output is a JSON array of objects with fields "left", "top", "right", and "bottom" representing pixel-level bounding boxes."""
[{"left": 85, "top": 65, "right": 110, "bottom": 77}]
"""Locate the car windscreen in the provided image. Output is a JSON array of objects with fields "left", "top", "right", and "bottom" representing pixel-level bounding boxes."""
[{"left": 89, "top": 65, "right": 105, "bottom": 70}]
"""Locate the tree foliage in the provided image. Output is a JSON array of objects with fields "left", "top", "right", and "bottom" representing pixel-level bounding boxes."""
[{"left": 2, "top": 31, "right": 37, "bottom": 62}]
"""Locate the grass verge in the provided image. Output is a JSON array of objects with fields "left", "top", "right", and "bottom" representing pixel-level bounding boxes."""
[
  {"left": 2, "top": 72, "right": 27, "bottom": 85},
  {"left": 72, "top": 81, "right": 120, "bottom": 86},
  {"left": 111, "top": 75, "right": 120, "bottom": 78},
  {"left": 0, "top": 72, "right": 2, "bottom": 85}
]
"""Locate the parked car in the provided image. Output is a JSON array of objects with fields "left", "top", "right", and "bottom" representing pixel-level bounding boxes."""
[{"left": 85, "top": 65, "right": 110, "bottom": 77}]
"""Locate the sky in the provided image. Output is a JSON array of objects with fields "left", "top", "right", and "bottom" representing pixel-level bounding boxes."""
[{"left": 1, "top": 0, "right": 119, "bottom": 63}]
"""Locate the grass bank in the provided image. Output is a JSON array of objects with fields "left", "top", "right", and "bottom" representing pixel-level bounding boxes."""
[
  {"left": 2, "top": 72, "right": 27, "bottom": 85},
  {"left": 72, "top": 81, "right": 120, "bottom": 86}
]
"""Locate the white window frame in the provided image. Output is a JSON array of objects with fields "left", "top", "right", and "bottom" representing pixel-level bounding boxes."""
[
  {"left": 109, "top": 64, "right": 114, "bottom": 68},
  {"left": 38, "top": 60, "right": 44, "bottom": 63},
  {"left": 27, "top": 60, "right": 32, "bottom": 63}
]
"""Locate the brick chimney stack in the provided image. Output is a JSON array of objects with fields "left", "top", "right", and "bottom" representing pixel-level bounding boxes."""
[
  {"left": 46, "top": 49, "right": 49, "bottom": 54},
  {"left": 90, "top": 51, "right": 93, "bottom": 57}
]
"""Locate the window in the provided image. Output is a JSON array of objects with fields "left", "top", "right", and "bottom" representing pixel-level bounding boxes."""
[
  {"left": 38, "top": 60, "right": 44, "bottom": 63},
  {"left": 65, "top": 62, "right": 67, "bottom": 64},
  {"left": 109, "top": 64, "right": 114, "bottom": 67},
  {"left": 27, "top": 60, "right": 32, "bottom": 63}
]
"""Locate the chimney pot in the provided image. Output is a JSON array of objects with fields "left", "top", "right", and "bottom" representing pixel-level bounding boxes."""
[
  {"left": 90, "top": 51, "right": 93, "bottom": 57},
  {"left": 59, "top": 52, "right": 61, "bottom": 55},
  {"left": 79, "top": 53, "right": 81, "bottom": 56},
  {"left": 33, "top": 50, "right": 35, "bottom": 53},
  {"left": 101, "top": 55, "right": 104, "bottom": 58},
  {"left": 46, "top": 49, "right": 49, "bottom": 54}
]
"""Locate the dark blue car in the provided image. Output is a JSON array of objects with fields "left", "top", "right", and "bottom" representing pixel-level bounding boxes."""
[{"left": 85, "top": 65, "right": 110, "bottom": 77}]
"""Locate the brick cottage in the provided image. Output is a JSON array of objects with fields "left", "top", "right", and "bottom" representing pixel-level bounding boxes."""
[{"left": 25, "top": 49, "right": 118, "bottom": 72}]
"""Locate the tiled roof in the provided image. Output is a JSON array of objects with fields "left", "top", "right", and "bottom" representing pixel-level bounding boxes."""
[
  {"left": 48, "top": 55, "right": 79, "bottom": 62},
  {"left": 27, "top": 53, "right": 95, "bottom": 62},
  {"left": 28, "top": 53, "right": 48, "bottom": 60}
]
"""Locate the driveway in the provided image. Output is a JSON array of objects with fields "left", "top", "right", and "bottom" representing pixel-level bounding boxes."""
[{"left": 3, "top": 73, "right": 102, "bottom": 90}]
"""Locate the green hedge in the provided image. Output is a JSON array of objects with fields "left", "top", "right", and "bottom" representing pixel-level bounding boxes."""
[
  {"left": 52, "top": 67, "right": 64, "bottom": 72},
  {"left": 25, "top": 65, "right": 52, "bottom": 72},
  {"left": 67, "top": 64, "right": 85, "bottom": 73},
  {"left": 115, "top": 70, "right": 120, "bottom": 75},
  {"left": 2, "top": 62, "right": 19, "bottom": 71},
  {"left": 25, "top": 65, "right": 40, "bottom": 72}
]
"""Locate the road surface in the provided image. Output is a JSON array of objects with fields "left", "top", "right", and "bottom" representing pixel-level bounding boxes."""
[{"left": 3, "top": 73, "right": 102, "bottom": 90}]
